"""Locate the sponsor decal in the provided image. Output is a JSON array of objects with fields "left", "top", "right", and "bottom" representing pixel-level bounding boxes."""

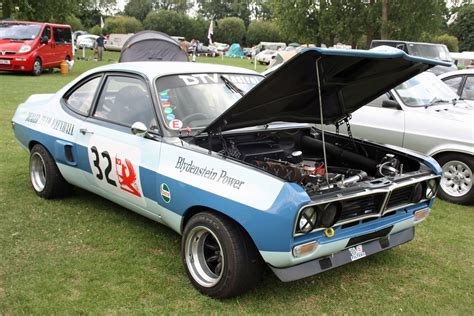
[
  {"left": 159, "top": 90, "right": 169, "bottom": 97},
  {"left": 115, "top": 156, "right": 141, "bottom": 197},
  {"left": 161, "top": 101, "right": 171, "bottom": 108},
  {"left": 25, "top": 112, "right": 75, "bottom": 136},
  {"left": 175, "top": 156, "right": 245, "bottom": 189},
  {"left": 169, "top": 119, "right": 183, "bottom": 129},
  {"left": 163, "top": 107, "right": 173, "bottom": 114},
  {"left": 349, "top": 245, "right": 366, "bottom": 261},
  {"left": 178, "top": 73, "right": 261, "bottom": 86},
  {"left": 160, "top": 96, "right": 169, "bottom": 102},
  {"left": 160, "top": 183, "right": 171, "bottom": 203},
  {"left": 166, "top": 113, "right": 175, "bottom": 121}
]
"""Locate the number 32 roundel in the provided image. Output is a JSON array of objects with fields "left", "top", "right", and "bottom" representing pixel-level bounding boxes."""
[{"left": 88, "top": 136, "right": 144, "bottom": 203}]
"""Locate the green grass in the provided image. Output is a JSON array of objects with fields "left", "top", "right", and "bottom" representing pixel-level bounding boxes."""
[{"left": 0, "top": 51, "right": 473, "bottom": 314}]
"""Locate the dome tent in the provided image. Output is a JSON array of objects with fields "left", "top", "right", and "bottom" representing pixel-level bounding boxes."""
[{"left": 119, "top": 30, "right": 188, "bottom": 62}]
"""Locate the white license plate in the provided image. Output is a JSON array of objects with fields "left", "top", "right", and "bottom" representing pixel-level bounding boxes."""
[
  {"left": 0, "top": 59, "right": 11, "bottom": 64},
  {"left": 349, "top": 245, "right": 367, "bottom": 261}
]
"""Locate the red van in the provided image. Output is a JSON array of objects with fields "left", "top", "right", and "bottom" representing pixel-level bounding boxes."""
[{"left": 0, "top": 21, "right": 74, "bottom": 76}]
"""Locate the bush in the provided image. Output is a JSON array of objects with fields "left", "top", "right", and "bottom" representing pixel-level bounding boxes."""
[
  {"left": 214, "top": 17, "right": 246, "bottom": 45},
  {"left": 89, "top": 25, "right": 102, "bottom": 35},
  {"left": 246, "top": 20, "right": 282, "bottom": 46},
  {"left": 64, "top": 15, "right": 84, "bottom": 31},
  {"left": 144, "top": 10, "right": 191, "bottom": 37},
  {"left": 103, "top": 16, "right": 143, "bottom": 35},
  {"left": 434, "top": 34, "right": 459, "bottom": 52}
]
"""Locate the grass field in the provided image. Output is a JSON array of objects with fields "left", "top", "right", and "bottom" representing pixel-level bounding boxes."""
[{"left": 0, "top": 51, "right": 473, "bottom": 314}]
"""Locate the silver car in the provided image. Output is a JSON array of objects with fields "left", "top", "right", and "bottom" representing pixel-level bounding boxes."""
[{"left": 331, "top": 72, "right": 474, "bottom": 205}]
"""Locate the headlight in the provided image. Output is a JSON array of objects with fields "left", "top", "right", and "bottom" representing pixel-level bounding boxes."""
[
  {"left": 297, "top": 206, "right": 317, "bottom": 233},
  {"left": 320, "top": 203, "right": 339, "bottom": 228},
  {"left": 410, "top": 183, "right": 424, "bottom": 203},
  {"left": 18, "top": 45, "right": 31, "bottom": 53},
  {"left": 425, "top": 179, "right": 438, "bottom": 199}
]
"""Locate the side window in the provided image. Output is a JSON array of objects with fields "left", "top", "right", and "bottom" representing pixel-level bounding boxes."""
[
  {"left": 443, "top": 76, "right": 463, "bottom": 94},
  {"left": 41, "top": 26, "right": 51, "bottom": 41},
  {"left": 367, "top": 93, "right": 390, "bottom": 107},
  {"left": 461, "top": 76, "right": 474, "bottom": 100},
  {"left": 94, "top": 76, "right": 157, "bottom": 128},
  {"left": 53, "top": 27, "right": 72, "bottom": 44},
  {"left": 65, "top": 77, "right": 101, "bottom": 115}
]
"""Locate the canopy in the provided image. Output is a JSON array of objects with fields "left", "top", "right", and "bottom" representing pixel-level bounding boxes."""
[
  {"left": 226, "top": 43, "right": 246, "bottom": 58},
  {"left": 119, "top": 30, "right": 188, "bottom": 63}
]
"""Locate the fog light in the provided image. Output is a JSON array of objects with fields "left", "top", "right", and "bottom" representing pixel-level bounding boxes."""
[
  {"left": 414, "top": 208, "right": 430, "bottom": 223},
  {"left": 425, "top": 179, "right": 437, "bottom": 199},
  {"left": 320, "top": 203, "right": 339, "bottom": 228},
  {"left": 15, "top": 58, "right": 27, "bottom": 61},
  {"left": 298, "top": 207, "right": 317, "bottom": 233},
  {"left": 293, "top": 241, "right": 318, "bottom": 258}
]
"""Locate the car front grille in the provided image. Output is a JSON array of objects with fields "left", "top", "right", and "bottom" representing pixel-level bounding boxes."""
[
  {"left": 385, "top": 184, "right": 415, "bottom": 210},
  {"left": 338, "top": 193, "right": 386, "bottom": 222}
]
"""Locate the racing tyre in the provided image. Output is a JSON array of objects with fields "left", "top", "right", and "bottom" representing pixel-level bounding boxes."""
[
  {"left": 437, "top": 153, "right": 474, "bottom": 205},
  {"left": 32, "top": 58, "right": 42, "bottom": 76},
  {"left": 182, "top": 211, "right": 263, "bottom": 298},
  {"left": 29, "top": 144, "right": 71, "bottom": 199}
]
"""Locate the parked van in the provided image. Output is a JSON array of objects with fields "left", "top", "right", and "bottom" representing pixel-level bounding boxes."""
[
  {"left": 370, "top": 40, "right": 457, "bottom": 75},
  {"left": 104, "top": 33, "right": 134, "bottom": 52},
  {"left": 0, "top": 20, "right": 73, "bottom": 76}
]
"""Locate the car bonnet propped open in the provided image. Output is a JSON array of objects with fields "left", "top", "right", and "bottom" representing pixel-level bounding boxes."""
[{"left": 202, "top": 47, "right": 450, "bottom": 134}]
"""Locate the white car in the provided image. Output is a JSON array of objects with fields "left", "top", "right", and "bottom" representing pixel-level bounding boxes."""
[
  {"left": 12, "top": 49, "right": 445, "bottom": 297},
  {"left": 331, "top": 72, "right": 474, "bottom": 205},
  {"left": 76, "top": 34, "right": 99, "bottom": 49},
  {"left": 438, "top": 69, "right": 474, "bottom": 106},
  {"left": 255, "top": 49, "right": 277, "bottom": 65}
]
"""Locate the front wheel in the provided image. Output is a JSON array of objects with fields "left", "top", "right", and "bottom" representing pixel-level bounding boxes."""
[
  {"left": 32, "top": 58, "right": 42, "bottom": 76},
  {"left": 437, "top": 153, "right": 473, "bottom": 205},
  {"left": 181, "top": 211, "right": 263, "bottom": 298}
]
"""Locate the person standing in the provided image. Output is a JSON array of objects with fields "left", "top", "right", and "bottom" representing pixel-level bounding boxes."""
[{"left": 96, "top": 34, "right": 105, "bottom": 61}]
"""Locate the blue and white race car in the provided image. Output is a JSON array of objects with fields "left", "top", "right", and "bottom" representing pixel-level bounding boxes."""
[{"left": 12, "top": 48, "right": 446, "bottom": 298}]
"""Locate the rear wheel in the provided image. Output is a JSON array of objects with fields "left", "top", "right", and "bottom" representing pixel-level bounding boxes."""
[
  {"left": 182, "top": 211, "right": 263, "bottom": 298},
  {"left": 29, "top": 144, "right": 71, "bottom": 199},
  {"left": 437, "top": 153, "right": 473, "bottom": 205},
  {"left": 32, "top": 58, "right": 42, "bottom": 76}
]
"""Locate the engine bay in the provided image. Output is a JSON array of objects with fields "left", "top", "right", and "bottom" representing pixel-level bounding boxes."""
[{"left": 192, "top": 126, "right": 428, "bottom": 195}]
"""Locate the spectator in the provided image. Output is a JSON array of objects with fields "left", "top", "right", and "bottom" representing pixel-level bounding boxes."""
[{"left": 96, "top": 34, "right": 106, "bottom": 61}]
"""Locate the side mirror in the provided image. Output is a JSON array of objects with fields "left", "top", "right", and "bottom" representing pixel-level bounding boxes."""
[
  {"left": 131, "top": 122, "right": 147, "bottom": 137},
  {"left": 40, "top": 36, "right": 49, "bottom": 44},
  {"left": 382, "top": 99, "right": 401, "bottom": 109}
]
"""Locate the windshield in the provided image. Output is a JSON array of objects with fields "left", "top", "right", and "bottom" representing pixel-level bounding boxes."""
[
  {"left": 155, "top": 73, "right": 263, "bottom": 130},
  {"left": 394, "top": 72, "right": 459, "bottom": 107},
  {"left": 407, "top": 43, "right": 452, "bottom": 62},
  {"left": 0, "top": 23, "right": 42, "bottom": 40}
]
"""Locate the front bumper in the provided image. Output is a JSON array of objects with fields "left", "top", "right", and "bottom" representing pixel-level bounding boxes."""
[
  {"left": 0, "top": 54, "right": 34, "bottom": 72},
  {"left": 271, "top": 226, "right": 414, "bottom": 282}
]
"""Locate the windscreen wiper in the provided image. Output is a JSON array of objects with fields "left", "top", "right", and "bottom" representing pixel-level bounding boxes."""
[
  {"left": 427, "top": 97, "right": 450, "bottom": 108},
  {"left": 221, "top": 75, "right": 244, "bottom": 96}
]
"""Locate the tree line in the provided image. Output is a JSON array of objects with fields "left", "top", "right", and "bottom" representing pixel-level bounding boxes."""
[{"left": 1, "top": 0, "right": 473, "bottom": 51}]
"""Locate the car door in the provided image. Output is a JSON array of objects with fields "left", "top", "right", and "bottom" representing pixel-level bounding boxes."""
[
  {"left": 75, "top": 73, "right": 162, "bottom": 214},
  {"left": 338, "top": 93, "right": 406, "bottom": 147},
  {"left": 37, "top": 24, "right": 54, "bottom": 66},
  {"left": 460, "top": 75, "right": 474, "bottom": 101}
]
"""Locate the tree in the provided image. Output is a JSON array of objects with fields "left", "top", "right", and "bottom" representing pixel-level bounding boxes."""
[
  {"left": 451, "top": 4, "right": 474, "bottom": 51},
  {"left": 153, "top": 0, "right": 192, "bottom": 13},
  {"left": 103, "top": 15, "right": 143, "bottom": 34},
  {"left": 246, "top": 20, "right": 281, "bottom": 46},
  {"left": 250, "top": 0, "right": 274, "bottom": 20},
  {"left": 64, "top": 15, "right": 84, "bottom": 31},
  {"left": 272, "top": 0, "right": 319, "bottom": 44},
  {"left": 197, "top": 0, "right": 251, "bottom": 26},
  {"left": 124, "top": 0, "right": 153, "bottom": 21},
  {"left": 144, "top": 10, "right": 191, "bottom": 36},
  {"left": 214, "top": 17, "right": 246, "bottom": 44}
]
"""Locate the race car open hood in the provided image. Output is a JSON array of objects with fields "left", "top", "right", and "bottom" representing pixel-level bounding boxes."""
[{"left": 202, "top": 47, "right": 450, "bottom": 133}]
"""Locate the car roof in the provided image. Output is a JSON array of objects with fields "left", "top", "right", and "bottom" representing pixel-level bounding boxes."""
[
  {"left": 0, "top": 20, "right": 71, "bottom": 28},
  {"left": 86, "top": 61, "right": 260, "bottom": 79},
  {"left": 438, "top": 69, "right": 474, "bottom": 78}
]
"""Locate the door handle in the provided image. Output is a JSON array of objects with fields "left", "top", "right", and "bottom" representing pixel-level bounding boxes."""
[{"left": 79, "top": 128, "right": 94, "bottom": 135}]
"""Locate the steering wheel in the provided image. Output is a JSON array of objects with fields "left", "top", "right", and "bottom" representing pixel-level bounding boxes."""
[{"left": 181, "top": 112, "right": 209, "bottom": 125}]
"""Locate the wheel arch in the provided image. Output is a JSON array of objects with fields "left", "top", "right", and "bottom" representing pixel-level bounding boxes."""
[
  {"left": 432, "top": 149, "right": 474, "bottom": 161},
  {"left": 181, "top": 205, "right": 261, "bottom": 253}
]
